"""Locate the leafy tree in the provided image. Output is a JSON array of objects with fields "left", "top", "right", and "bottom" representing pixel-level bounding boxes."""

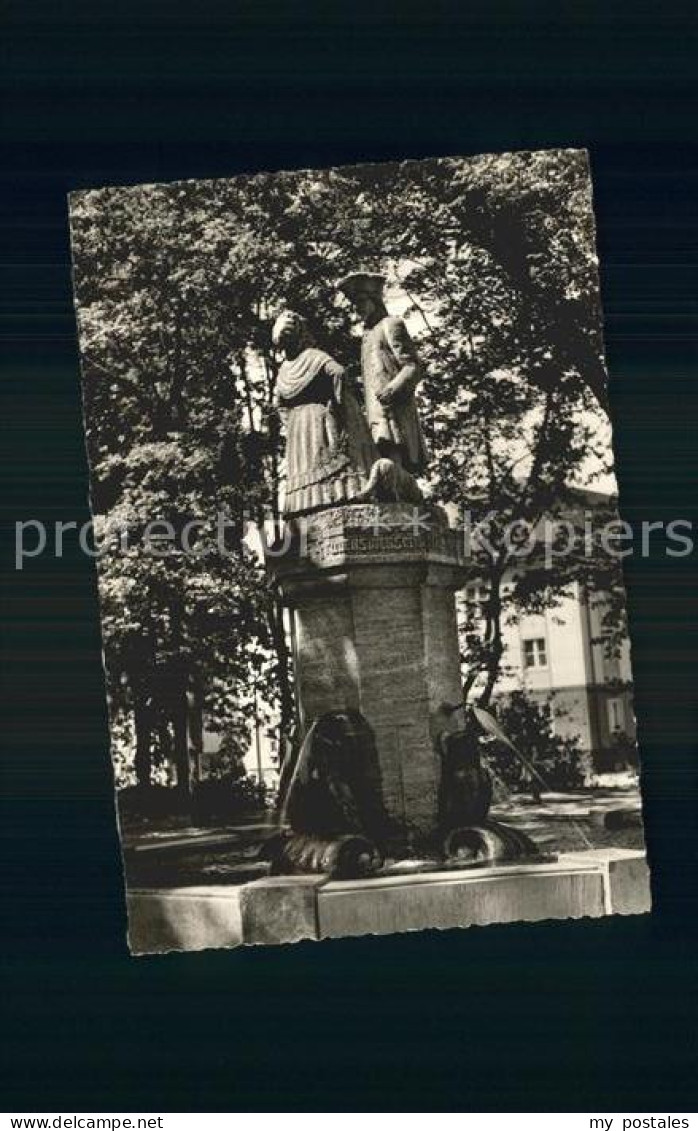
[
  {"left": 485, "top": 693, "right": 590, "bottom": 795},
  {"left": 71, "top": 182, "right": 288, "bottom": 793}
]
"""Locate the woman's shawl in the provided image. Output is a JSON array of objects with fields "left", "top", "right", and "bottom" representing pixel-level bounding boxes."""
[{"left": 276, "top": 347, "right": 342, "bottom": 404}]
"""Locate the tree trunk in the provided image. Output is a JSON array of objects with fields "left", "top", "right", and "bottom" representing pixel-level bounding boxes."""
[
  {"left": 187, "top": 676, "right": 204, "bottom": 787},
  {"left": 477, "top": 640, "right": 504, "bottom": 709},
  {"left": 171, "top": 678, "right": 191, "bottom": 798},
  {"left": 478, "top": 566, "right": 506, "bottom": 709},
  {"left": 132, "top": 679, "right": 153, "bottom": 789},
  {"left": 267, "top": 593, "right": 296, "bottom": 750},
  {"left": 165, "top": 598, "right": 193, "bottom": 801}
]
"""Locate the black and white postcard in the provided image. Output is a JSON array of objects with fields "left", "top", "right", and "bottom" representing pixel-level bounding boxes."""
[{"left": 69, "top": 150, "right": 651, "bottom": 953}]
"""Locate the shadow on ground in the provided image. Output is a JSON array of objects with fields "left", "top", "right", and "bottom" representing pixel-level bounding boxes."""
[{"left": 119, "top": 778, "right": 646, "bottom": 889}]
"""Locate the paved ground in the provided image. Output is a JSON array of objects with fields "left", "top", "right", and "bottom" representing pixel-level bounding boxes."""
[
  {"left": 491, "top": 781, "right": 646, "bottom": 855},
  {"left": 121, "top": 779, "right": 645, "bottom": 888},
  {"left": 121, "top": 812, "right": 276, "bottom": 888}
]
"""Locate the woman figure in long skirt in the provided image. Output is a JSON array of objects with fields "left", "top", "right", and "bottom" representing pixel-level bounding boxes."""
[{"left": 272, "top": 310, "right": 377, "bottom": 518}]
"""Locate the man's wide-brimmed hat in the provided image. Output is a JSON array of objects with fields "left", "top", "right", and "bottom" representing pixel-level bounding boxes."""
[{"left": 335, "top": 271, "right": 386, "bottom": 302}]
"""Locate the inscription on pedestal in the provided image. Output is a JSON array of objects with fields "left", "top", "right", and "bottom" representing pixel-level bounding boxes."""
[{"left": 290, "top": 504, "right": 464, "bottom": 572}]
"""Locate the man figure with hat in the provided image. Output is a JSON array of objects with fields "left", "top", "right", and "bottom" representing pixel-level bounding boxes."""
[{"left": 336, "top": 271, "right": 428, "bottom": 476}]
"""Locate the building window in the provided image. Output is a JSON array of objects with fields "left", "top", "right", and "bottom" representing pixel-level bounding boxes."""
[
  {"left": 465, "top": 584, "right": 489, "bottom": 613},
  {"left": 523, "top": 637, "right": 547, "bottom": 669},
  {"left": 608, "top": 697, "right": 624, "bottom": 732}
]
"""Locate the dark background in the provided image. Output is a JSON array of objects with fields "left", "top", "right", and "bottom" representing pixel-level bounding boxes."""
[{"left": 2, "top": 0, "right": 697, "bottom": 1112}]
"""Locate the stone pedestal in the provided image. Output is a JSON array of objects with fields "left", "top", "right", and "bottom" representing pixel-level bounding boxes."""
[
  {"left": 126, "top": 849, "right": 652, "bottom": 953},
  {"left": 267, "top": 504, "right": 468, "bottom": 836}
]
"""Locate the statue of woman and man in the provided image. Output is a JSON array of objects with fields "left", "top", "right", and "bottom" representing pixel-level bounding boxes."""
[
  {"left": 267, "top": 278, "right": 538, "bottom": 876},
  {"left": 272, "top": 272, "right": 428, "bottom": 518}
]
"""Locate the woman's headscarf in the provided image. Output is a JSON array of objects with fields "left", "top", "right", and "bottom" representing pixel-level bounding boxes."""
[{"left": 271, "top": 310, "right": 308, "bottom": 348}]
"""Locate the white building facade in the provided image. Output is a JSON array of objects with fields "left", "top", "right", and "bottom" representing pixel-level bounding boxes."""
[{"left": 465, "top": 577, "right": 637, "bottom": 769}]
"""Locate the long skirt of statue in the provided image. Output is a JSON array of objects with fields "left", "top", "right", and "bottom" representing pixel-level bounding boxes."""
[{"left": 277, "top": 346, "right": 376, "bottom": 517}]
